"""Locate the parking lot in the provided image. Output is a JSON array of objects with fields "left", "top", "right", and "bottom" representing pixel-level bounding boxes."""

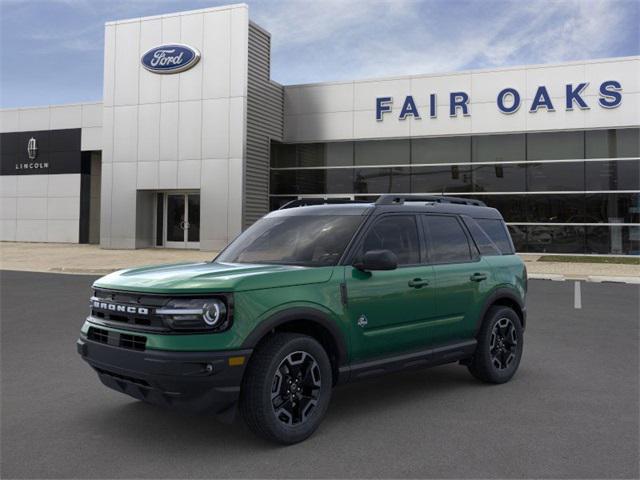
[{"left": 1, "top": 270, "right": 638, "bottom": 479}]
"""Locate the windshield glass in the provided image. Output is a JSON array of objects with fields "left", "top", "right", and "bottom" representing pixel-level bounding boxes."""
[{"left": 216, "top": 215, "right": 364, "bottom": 267}]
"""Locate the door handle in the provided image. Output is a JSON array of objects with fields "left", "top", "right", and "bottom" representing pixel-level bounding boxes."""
[
  {"left": 408, "top": 278, "right": 430, "bottom": 288},
  {"left": 470, "top": 273, "right": 487, "bottom": 282}
]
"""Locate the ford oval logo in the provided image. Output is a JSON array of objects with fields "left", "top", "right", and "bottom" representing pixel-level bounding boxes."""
[{"left": 141, "top": 44, "right": 201, "bottom": 74}]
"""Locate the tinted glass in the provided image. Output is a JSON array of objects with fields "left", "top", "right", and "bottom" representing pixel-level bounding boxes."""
[
  {"left": 270, "top": 170, "right": 354, "bottom": 195},
  {"left": 472, "top": 163, "right": 526, "bottom": 192},
  {"left": 217, "top": 215, "right": 363, "bottom": 266},
  {"left": 412, "top": 136, "right": 470, "bottom": 164},
  {"left": 522, "top": 225, "right": 586, "bottom": 253},
  {"left": 585, "top": 128, "right": 640, "bottom": 158},
  {"left": 462, "top": 217, "right": 501, "bottom": 255},
  {"left": 527, "top": 131, "right": 584, "bottom": 160},
  {"left": 527, "top": 194, "right": 585, "bottom": 222},
  {"left": 585, "top": 160, "right": 640, "bottom": 191},
  {"left": 271, "top": 142, "right": 296, "bottom": 168},
  {"left": 355, "top": 139, "right": 409, "bottom": 166},
  {"left": 425, "top": 215, "right": 472, "bottom": 263},
  {"left": 360, "top": 215, "right": 420, "bottom": 265},
  {"left": 472, "top": 134, "right": 525, "bottom": 162},
  {"left": 354, "top": 167, "right": 410, "bottom": 194},
  {"left": 476, "top": 218, "right": 514, "bottom": 254},
  {"left": 411, "top": 165, "right": 473, "bottom": 193},
  {"left": 586, "top": 226, "right": 640, "bottom": 255},
  {"left": 527, "top": 161, "right": 585, "bottom": 191},
  {"left": 472, "top": 195, "right": 528, "bottom": 222},
  {"left": 585, "top": 193, "right": 640, "bottom": 223}
]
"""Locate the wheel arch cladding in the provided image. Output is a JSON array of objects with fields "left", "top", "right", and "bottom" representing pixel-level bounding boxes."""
[
  {"left": 241, "top": 307, "right": 348, "bottom": 384},
  {"left": 477, "top": 288, "right": 525, "bottom": 334}
]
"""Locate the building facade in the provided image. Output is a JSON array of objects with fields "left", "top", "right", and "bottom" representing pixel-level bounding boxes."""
[{"left": 1, "top": 4, "right": 638, "bottom": 254}]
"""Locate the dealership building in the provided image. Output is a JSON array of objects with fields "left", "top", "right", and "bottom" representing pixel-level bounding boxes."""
[{"left": 1, "top": 4, "right": 638, "bottom": 254}]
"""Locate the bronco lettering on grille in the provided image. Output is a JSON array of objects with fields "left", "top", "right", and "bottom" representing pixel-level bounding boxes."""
[{"left": 91, "top": 300, "right": 149, "bottom": 316}]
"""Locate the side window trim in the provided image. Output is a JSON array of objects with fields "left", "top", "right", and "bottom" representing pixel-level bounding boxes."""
[
  {"left": 348, "top": 212, "right": 424, "bottom": 267},
  {"left": 422, "top": 213, "right": 480, "bottom": 265}
]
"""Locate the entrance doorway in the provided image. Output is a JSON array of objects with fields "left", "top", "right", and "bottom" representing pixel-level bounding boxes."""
[{"left": 163, "top": 192, "right": 200, "bottom": 249}]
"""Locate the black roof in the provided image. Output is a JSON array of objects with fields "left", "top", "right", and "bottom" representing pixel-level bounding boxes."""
[{"left": 271, "top": 195, "right": 503, "bottom": 220}]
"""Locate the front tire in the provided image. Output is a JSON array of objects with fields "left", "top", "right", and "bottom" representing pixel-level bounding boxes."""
[
  {"left": 468, "top": 306, "right": 523, "bottom": 384},
  {"left": 240, "top": 333, "right": 332, "bottom": 444}
]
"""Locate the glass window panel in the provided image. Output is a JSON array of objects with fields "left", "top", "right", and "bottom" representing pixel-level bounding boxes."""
[
  {"left": 586, "top": 226, "right": 640, "bottom": 255},
  {"left": 527, "top": 131, "right": 584, "bottom": 160},
  {"left": 297, "top": 144, "right": 325, "bottom": 167},
  {"left": 269, "top": 196, "right": 297, "bottom": 211},
  {"left": 355, "top": 139, "right": 409, "bottom": 166},
  {"left": 462, "top": 217, "right": 502, "bottom": 256},
  {"left": 472, "top": 195, "right": 528, "bottom": 222},
  {"left": 270, "top": 170, "right": 298, "bottom": 195},
  {"left": 187, "top": 194, "right": 200, "bottom": 242},
  {"left": 361, "top": 215, "right": 420, "bottom": 265},
  {"left": 585, "top": 193, "right": 640, "bottom": 224},
  {"left": 476, "top": 218, "right": 515, "bottom": 254},
  {"left": 507, "top": 225, "right": 527, "bottom": 252},
  {"left": 472, "top": 163, "right": 526, "bottom": 192},
  {"left": 412, "top": 136, "right": 471, "bottom": 164},
  {"left": 411, "top": 165, "right": 473, "bottom": 193},
  {"left": 354, "top": 167, "right": 410, "bottom": 194},
  {"left": 585, "top": 128, "right": 640, "bottom": 158},
  {"left": 472, "top": 134, "right": 525, "bottom": 162},
  {"left": 326, "top": 142, "right": 354, "bottom": 166},
  {"left": 424, "top": 215, "right": 472, "bottom": 263},
  {"left": 270, "top": 142, "right": 296, "bottom": 168},
  {"left": 585, "top": 160, "right": 640, "bottom": 191},
  {"left": 325, "top": 169, "right": 355, "bottom": 194},
  {"left": 526, "top": 194, "right": 585, "bottom": 222},
  {"left": 527, "top": 161, "right": 585, "bottom": 191},
  {"left": 523, "top": 225, "right": 586, "bottom": 253}
]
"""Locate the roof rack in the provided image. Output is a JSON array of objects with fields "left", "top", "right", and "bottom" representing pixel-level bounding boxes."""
[
  {"left": 375, "top": 194, "right": 487, "bottom": 207},
  {"left": 278, "top": 198, "right": 370, "bottom": 210}
]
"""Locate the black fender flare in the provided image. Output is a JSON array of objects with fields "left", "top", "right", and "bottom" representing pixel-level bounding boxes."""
[
  {"left": 476, "top": 287, "right": 526, "bottom": 334},
  {"left": 241, "top": 307, "right": 349, "bottom": 366}
]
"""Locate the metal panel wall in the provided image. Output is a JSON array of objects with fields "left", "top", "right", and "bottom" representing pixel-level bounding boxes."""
[{"left": 244, "top": 23, "right": 284, "bottom": 228}]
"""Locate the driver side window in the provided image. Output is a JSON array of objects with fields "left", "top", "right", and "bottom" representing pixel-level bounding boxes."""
[{"left": 360, "top": 215, "right": 420, "bottom": 265}]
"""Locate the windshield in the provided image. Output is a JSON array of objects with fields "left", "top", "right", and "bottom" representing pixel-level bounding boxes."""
[{"left": 216, "top": 215, "right": 364, "bottom": 267}]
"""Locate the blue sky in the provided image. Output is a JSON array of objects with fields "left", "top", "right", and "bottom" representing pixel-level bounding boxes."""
[{"left": 1, "top": 0, "right": 638, "bottom": 108}]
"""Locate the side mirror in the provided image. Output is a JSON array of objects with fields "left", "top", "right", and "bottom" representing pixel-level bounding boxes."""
[{"left": 353, "top": 249, "right": 398, "bottom": 271}]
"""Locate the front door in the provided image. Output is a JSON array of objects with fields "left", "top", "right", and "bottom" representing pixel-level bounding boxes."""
[
  {"left": 345, "top": 214, "right": 437, "bottom": 362},
  {"left": 164, "top": 193, "right": 200, "bottom": 249}
]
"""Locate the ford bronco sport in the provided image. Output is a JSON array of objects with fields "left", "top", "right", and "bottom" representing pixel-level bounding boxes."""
[{"left": 77, "top": 195, "right": 527, "bottom": 444}]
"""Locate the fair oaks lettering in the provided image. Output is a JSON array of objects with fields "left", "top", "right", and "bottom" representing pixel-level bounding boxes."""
[{"left": 376, "top": 80, "right": 622, "bottom": 121}]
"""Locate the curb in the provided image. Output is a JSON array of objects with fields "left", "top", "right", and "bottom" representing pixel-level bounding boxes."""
[{"left": 528, "top": 273, "right": 640, "bottom": 284}]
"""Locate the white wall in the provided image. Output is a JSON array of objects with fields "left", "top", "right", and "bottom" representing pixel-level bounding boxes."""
[
  {"left": 283, "top": 57, "right": 640, "bottom": 142},
  {"left": 0, "top": 102, "right": 103, "bottom": 149},
  {"left": 0, "top": 174, "right": 81, "bottom": 243},
  {"left": 100, "top": 4, "right": 249, "bottom": 250}
]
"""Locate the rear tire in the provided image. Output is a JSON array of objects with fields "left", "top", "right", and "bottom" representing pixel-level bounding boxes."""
[
  {"left": 240, "top": 333, "right": 332, "bottom": 444},
  {"left": 468, "top": 306, "right": 523, "bottom": 384}
]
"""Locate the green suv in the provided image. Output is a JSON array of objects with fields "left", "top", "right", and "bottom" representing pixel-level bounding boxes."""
[{"left": 77, "top": 195, "right": 527, "bottom": 444}]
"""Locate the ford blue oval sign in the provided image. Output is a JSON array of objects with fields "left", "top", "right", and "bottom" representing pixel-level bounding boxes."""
[{"left": 141, "top": 44, "right": 201, "bottom": 74}]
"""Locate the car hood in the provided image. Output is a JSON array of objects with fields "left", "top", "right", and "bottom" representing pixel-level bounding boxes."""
[{"left": 92, "top": 261, "right": 336, "bottom": 294}]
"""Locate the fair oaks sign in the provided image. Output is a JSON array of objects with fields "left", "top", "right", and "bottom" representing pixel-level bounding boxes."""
[
  {"left": 141, "top": 44, "right": 201, "bottom": 74},
  {"left": 376, "top": 80, "right": 623, "bottom": 121}
]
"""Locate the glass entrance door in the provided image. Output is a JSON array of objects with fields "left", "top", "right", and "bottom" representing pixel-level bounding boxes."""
[{"left": 164, "top": 193, "right": 200, "bottom": 249}]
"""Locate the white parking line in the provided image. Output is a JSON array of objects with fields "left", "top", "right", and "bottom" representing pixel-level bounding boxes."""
[{"left": 574, "top": 281, "right": 582, "bottom": 309}]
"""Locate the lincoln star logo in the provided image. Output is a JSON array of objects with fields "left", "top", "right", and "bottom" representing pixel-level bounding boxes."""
[
  {"left": 141, "top": 44, "right": 200, "bottom": 74},
  {"left": 92, "top": 300, "right": 149, "bottom": 316},
  {"left": 27, "top": 137, "right": 38, "bottom": 160}
]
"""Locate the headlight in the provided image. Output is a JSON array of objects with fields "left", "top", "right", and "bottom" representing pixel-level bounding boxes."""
[{"left": 156, "top": 298, "right": 229, "bottom": 332}]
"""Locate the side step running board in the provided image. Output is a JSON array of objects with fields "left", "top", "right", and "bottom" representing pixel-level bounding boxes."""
[{"left": 337, "top": 339, "right": 477, "bottom": 384}]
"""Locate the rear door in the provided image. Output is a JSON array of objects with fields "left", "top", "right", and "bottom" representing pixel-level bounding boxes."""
[
  {"left": 422, "top": 214, "right": 490, "bottom": 343},
  {"left": 345, "top": 214, "right": 436, "bottom": 362}
]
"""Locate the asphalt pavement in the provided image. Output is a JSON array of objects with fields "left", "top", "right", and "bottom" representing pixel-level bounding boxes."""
[{"left": 1, "top": 270, "right": 638, "bottom": 479}]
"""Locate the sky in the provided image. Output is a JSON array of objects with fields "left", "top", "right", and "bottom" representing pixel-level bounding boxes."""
[{"left": 0, "top": 0, "right": 638, "bottom": 108}]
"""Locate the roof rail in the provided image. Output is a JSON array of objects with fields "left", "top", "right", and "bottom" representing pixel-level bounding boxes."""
[
  {"left": 278, "top": 198, "right": 370, "bottom": 210},
  {"left": 375, "top": 194, "right": 487, "bottom": 207}
]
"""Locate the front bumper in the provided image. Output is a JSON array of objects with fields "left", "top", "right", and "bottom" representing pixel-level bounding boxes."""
[{"left": 77, "top": 336, "right": 251, "bottom": 416}]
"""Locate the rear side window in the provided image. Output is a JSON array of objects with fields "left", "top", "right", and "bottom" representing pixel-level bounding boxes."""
[
  {"left": 462, "top": 217, "right": 501, "bottom": 256},
  {"left": 360, "top": 215, "right": 420, "bottom": 265},
  {"left": 424, "top": 215, "right": 472, "bottom": 264},
  {"left": 476, "top": 218, "right": 515, "bottom": 254}
]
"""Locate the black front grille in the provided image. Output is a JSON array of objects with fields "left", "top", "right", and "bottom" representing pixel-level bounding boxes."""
[
  {"left": 95, "top": 367, "right": 150, "bottom": 387},
  {"left": 87, "top": 326, "right": 147, "bottom": 351},
  {"left": 90, "top": 290, "right": 169, "bottom": 332}
]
